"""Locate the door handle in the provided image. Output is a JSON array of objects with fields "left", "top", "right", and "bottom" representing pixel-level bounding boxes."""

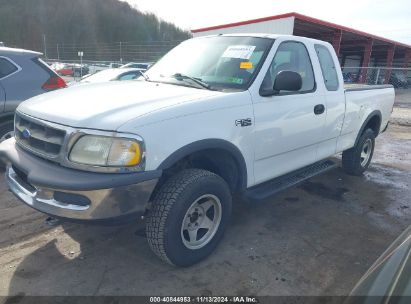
[{"left": 314, "top": 104, "right": 325, "bottom": 115}]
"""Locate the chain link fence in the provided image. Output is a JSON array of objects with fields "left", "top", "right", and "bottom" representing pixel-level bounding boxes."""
[
  {"left": 342, "top": 67, "right": 411, "bottom": 88},
  {"left": 342, "top": 67, "right": 411, "bottom": 107},
  {"left": 40, "top": 41, "right": 183, "bottom": 79},
  {"left": 38, "top": 41, "right": 182, "bottom": 63}
]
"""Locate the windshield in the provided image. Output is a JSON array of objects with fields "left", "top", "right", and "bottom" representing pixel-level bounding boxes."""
[{"left": 145, "top": 36, "right": 273, "bottom": 91}]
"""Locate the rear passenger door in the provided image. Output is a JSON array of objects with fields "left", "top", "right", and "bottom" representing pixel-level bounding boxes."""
[
  {"left": 0, "top": 56, "right": 20, "bottom": 112},
  {"left": 1, "top": 55, "right": 51, "bottom": 113},
  {"left": 0, "top": 56, "right": 22, "bottom": 112},
  {"left": 252, "top": 40, "right": 327, "bottom": 184},
  {"left": 313, "top": 44, "right": 345, "bottom": 160}
]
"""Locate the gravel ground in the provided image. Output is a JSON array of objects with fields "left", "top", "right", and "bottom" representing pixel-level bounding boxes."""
[
  {"left": 391, "top": 107, "right": 411, "bottom": 126},
  {"left": 0, "top": 124, "right": 409, "bottom": 297}
]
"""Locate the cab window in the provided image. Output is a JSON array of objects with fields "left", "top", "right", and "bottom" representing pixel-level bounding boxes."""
[
  {"left": 261, "top": 41, "right": 315, "bottom": 94},
  {"left": 315, "top": 44, "right": 339, "bottom": 91}
]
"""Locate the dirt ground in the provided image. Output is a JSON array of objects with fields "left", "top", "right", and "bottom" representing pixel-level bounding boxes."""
[{"left": 0, "top": 124, "right": 410, "bottom": 297}]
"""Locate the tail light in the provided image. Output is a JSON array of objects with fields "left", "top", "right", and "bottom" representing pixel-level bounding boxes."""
[{"left": 42, "top": 76, "right": 67, "bottom": 91}]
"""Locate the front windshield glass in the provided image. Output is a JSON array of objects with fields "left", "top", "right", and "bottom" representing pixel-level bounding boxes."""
[{"left": 145, "top": 36, "right": 273, "bottom": 91}]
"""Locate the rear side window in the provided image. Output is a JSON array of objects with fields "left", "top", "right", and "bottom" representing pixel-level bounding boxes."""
[
  {"left": 315, "top": 45, "right": 339, "bottom": 91},
  {"left": 262, "top": 41, "right": 315, "bottom": 93},
  {"left": 0, "top": 57, "right": 18, "bottom": 79}
]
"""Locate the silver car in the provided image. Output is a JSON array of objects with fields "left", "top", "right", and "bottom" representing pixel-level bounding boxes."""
[
  {"left": 71, "top": 68, "right": 145, "bottom": 85},
  {"left": 0, "top": 47, "right": 66, "bottom": 141}
]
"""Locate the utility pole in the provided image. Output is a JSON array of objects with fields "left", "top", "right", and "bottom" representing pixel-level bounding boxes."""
[
  {"left": 119, "top": 41, "right": 123, "bottom": 64},
  {"left": 42, "top": 34, "right": 47, "bottom": 59},
  {"left": 57, "top": 43, "right": 60, "bottom": 61},
  {"left": 78, "top": 51, "right": 84, "bottom": 78}
]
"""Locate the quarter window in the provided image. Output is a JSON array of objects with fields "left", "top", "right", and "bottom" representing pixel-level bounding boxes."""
[
  {"left": 315, "top": 44, "right": 339, "bottom": 91},
  {"left": 261, "top": 41, "right": 315, "bottom": 93},
  {"left": 0, "top": 57, "right": 18, "bottom": 79}
]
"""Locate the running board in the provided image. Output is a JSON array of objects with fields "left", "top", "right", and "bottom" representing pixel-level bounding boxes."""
[{"left": 244, "top": 160, "right": 337, "bottom": 202}]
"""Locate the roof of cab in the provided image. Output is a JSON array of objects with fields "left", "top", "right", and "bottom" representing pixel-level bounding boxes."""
[{"left": 0, "top": 46, "right": 42, "bottom": 57}]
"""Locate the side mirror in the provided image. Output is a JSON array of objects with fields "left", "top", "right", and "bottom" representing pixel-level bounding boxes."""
[{"left": 273, "top": 70, "right": 302, "bottom": 92}]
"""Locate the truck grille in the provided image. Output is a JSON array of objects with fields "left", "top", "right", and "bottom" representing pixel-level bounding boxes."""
[{"left": 15, "top": 113, "right": 66, "bottom": 158}]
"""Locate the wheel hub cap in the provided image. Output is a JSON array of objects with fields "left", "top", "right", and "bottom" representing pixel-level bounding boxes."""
[
  {"left": 360, "top": 139, "right": 373, "bottom": 167},
  {"left": 181, "top": 194, "right": 222, "bottom": 250}
]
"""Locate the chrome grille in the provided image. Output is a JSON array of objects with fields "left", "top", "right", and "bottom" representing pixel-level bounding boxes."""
[{"left": 15, "top": 113, "right": 66, "bottom": 158}]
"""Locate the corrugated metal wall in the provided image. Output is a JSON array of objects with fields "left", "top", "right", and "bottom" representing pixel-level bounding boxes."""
[{"left": 192, "top": 17, "right": 295, "bottom": 37}]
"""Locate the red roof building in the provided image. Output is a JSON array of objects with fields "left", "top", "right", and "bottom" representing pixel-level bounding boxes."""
[{"left": 192, "top": 12, "right": 411, "bottom": 83}]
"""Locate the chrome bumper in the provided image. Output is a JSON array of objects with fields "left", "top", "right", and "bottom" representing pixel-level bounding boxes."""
[{"left": 6, "top": 166, "right": 158, "bottom": 222}]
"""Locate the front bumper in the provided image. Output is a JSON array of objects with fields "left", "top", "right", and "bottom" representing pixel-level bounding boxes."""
[{"left": 0, "top": 138, "right": 161, "bottom": 223}]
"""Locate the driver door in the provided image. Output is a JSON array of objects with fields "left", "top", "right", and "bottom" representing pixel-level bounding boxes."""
[{"left": 252, "top": 40, "right": 326, "bottom": 184}]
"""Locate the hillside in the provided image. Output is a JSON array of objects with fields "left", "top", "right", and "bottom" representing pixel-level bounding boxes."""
[{"left": 0, "top": 0, "right": 191, "bottom": 61}]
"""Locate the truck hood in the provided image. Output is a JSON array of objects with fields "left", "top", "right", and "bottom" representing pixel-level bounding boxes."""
[{"left": 18, "top": 81, "right": 221, "bottom": 130}]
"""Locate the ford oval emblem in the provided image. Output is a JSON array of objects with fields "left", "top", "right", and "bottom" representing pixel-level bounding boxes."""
[{"left": 22, "top": 128, "right": 31, "bottom": 139}]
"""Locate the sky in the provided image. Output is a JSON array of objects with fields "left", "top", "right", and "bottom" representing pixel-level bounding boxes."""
[{"left": 123, "top": 0, "right": 411, "bottom": 45}]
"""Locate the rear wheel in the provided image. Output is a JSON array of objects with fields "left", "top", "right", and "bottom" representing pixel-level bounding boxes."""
[
  {"left": 342, "top": 128, "right": 375, "bottom": 176},
  {"left": 146, "top": 169, "right": 232, "bottom": 267}
]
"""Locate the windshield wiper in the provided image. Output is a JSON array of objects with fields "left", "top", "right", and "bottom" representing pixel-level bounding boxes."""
[
  {"left": 170, "top": 73, "right": 213, "bottom": 90},
  {"left": 137, "top": 70, "right": 150, "bottom": 81}
]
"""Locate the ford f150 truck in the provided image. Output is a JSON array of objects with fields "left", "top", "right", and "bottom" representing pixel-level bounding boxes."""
[{"left": 0, "top": 34, "right": 395, "bottom": 266}]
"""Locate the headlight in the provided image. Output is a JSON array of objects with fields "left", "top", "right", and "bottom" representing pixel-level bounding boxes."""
[{"left": 69, "top": 135, "right": 143, "bottom": 168}]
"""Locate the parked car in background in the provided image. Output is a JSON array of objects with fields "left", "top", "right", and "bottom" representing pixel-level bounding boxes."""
[
  {"left": 71, "top": 68, "right": 144, "bottom": 85},
  {"left": 87, "top": 62, "right": 120, "bottom": 74},
  {"left": 56, "top": 64, "right": 74, "bottom": 76},
  {"left": 347, "top": 225, "right": 411, "bottom": 303},
  {"left": 0, "top": 47, "right": 66, "bottom": 141},
  {"left": 73, "top": 65, "right": 89, "bottom": 77},
  {"left": 120, "top": 62, "right": 152, "bottom": 70},
  {"left": 49, "top": 61, "right": 65, "bottom": 72},
  {"left": 87, "top": 63, "right": 108, "bottom": 75},
  {"left": 109, "top": 62, "right": 122, "bottom": 69},
  {"left": 55, "top": 64, "right": 88, "bottom": 77}
]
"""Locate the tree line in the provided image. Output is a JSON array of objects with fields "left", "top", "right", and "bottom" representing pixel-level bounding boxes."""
[{"left": 0, "top": 0, "right": 191, "bottom": 61}]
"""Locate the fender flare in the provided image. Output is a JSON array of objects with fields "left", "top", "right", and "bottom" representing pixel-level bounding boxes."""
[
  {"left": 354, "top": 110, "right": 382, "bottom": 146},
  {"left": 157, "top": 138, "right": 248, "bottom": 191}
]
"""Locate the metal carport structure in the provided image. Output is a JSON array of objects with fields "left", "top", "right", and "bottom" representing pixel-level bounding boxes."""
[{"left": 192, "top": 12, "right": 411, "bottom": 84}]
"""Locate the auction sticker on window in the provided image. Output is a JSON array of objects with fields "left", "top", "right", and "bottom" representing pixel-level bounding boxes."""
[
  {"left": 240, "top": 61, "right": 253, "bottom": 69},
  {"left": 222, "top": 45, "right": 256, "bottom": 59}
]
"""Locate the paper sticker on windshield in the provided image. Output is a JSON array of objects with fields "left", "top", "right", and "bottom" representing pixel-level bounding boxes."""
[
  {"left": 240, "top": 61, "right": 253, "bottom": 69},
  {"left": 222, "top": 45, "right": 256, "bottom": 59},
  {"left": 229, "top": 77, "right": 244, "bottom": 84}
]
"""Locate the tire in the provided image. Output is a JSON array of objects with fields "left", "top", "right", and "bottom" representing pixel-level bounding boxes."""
[
  {"left": 146, "top": 169, "right": 232, "bottom": 267},
  {"left": 0, "top": 120, "right": 14, "bottom": 143},
  {"left": 342, "top": 128, "right": 375, "bottom": 176}
]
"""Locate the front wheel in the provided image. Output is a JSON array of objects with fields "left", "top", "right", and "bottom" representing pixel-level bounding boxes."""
[
  {"left": 342, "top": 128, "right": 375, "bottom": 176},
  {"left": 146, "top": 169, "right": 232, "bottom": 267}
]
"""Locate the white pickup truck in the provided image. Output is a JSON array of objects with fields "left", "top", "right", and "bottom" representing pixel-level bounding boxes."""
[{"left": 0, "top": 34, "right": 394, "bottom": 266}]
